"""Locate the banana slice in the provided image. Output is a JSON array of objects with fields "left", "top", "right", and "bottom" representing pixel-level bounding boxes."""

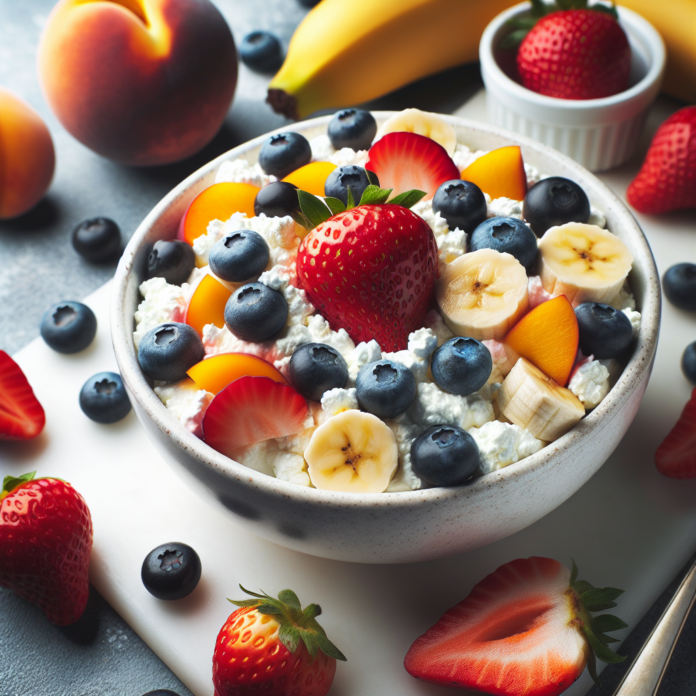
[
  {"left": 539, "top": 223, "right": 634, "bottom": 306},
  {"left": 436, "top": 249, "right": 529, "bottom": 341},
  {"left": 305, "top": 411, "right": 398, "bottom": 493},
  {"left": 375, "top": 108, "right": 457, "bottom": 155},
  {"left": 498, "top": 358, "right": 585, "bottom": 442}
]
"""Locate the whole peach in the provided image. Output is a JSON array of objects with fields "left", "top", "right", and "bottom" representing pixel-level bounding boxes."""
[
  {"left": 38, "top": 0, "right": 237, "bottom": 166},
  {"left": 0, "top": 87, "right": 55, "bottom": 220}
]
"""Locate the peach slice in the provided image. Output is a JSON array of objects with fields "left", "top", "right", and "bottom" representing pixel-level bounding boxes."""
[
  {"left": 282, "top": 161, "right": 337, "bottom": 197},
  {"left": 461, "top": 146, "right": 528, "bottom": 201},
  {"left": 504, "top": 295, "right": 579, "bottom": 386},
  {"left": 185, "top": 274, "right": 231, "bottom": 335},
  {"left": 181, "top": 182, "right": 259, "bottom": 245},
  {"left": 187, "top": 352, "right": 288, "bottom": 394}
]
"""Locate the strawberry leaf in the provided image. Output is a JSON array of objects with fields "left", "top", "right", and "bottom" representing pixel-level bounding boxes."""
[
  {"left": 592, "top": 613, "right": 628, "bottom": 633},
  {"left": 582, "top": 625, "right": 627, "bottom": 665},
  {"left": 358, "top": 185, "right": 392, "bottom": 206},
  {"left": 572, "top": 579, "right": 594, "bottom": 595},
  {"left": 302, "top": 603, "right": 322, "bottom": 621},
  {"left": 597, "top": 633, "right": 621, "bottom": 645},
  {"left": 299, "top": 628, "right": 320, "bottom": 658},
  {"left": 227, "top": 598, "right": 261, "bottom": 608},
  {"left": 569, "top": 558, "right": 579, "bottom": 586},
  {"left": 346, "top": 186, "right": 356, "bottom": 210},
  {"left": 279, "top": 589, "right": 301, "bottom": 612},
  {"left": 580, "top": 587, "right": 624, "bottom": 612},
  {"left": 366, "top": 169, "right": 380, "bottom": 186},
  {"left": 315, "top": 632, "right": 348, "bottom": 661},
  {"left": 585, "top": 649, "right": 599, "bottom": 685},
  {"left": 500, "top": 29, "right": 534, "bottom": 50},
  {"left": 389, "top": 189, "right": 427, "bottom": 209},
  {"left": 324, "top": 197, "right": 346, "bottom": 215},
  {"left": 298, "top": 190, "right": 333, "bottom": 229},
  {"left": 279, "top": 624, "right": 301, "bottom": 653},
  {"left": 592, "top": 3, "right": 619, "bottom": 19},
  {"left": 2, "top": 471, "right": 36, "bottom": 495}
]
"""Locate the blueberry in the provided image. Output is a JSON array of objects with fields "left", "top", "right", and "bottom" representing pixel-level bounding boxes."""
[
  {"left": 523, "top": 177, "right": 590, "bottom": 237},
  {"left": 79, "top": 371, "right": 131, "bottom": 424},
  {"left": 209, "top": 230, "right": 269, "bottom": 283},
  {"left": 431, "top": 338, "right": 492, "bottom": 396},
  {"left": 40, "top": 301, "right": 97, "bottom": 354},
  {"left": 147, "top": 240, "right": 196, "bottom": 285},
  {"left": 432, "top": 180, "right": 487, "bottom": 233},
  {"left": 138, "top": 322, "right": 204, "bottom": 382},
  {"left": 663, "top": 263, "right": 696, "bottom": 312},
  {"left": 355, "top": 359, "right": 416, "bottom": 419},
  {"left": 288, "top": 343, "right": 349, "bottom": 401},
  {"left": 683, "top": 342, "right": 696, "bottom": 384},
  {"left": 575, "top": 303, "right": 633, "bottom": 359},
  {"left": 141, "top": 542, "right": 201, "bottom": 600},
  {"left": 239, "top": 31, "right": 283, "bottom": 72},
  {"left": 254, "top": 181, "right": 300, "bottom": 218},
  {"left": 469, "top": 217, "right": 538, "bottom": 273},
  {"left": 224, "top": 282, "right": 288, "bottom": 342},
  {"left": 328, "top": 109, "right": 377, "bottom": 151},
  {"left": 71, "top": 217, "right": 121, "bottom": 263},
  {"left": 411, "top": 425, "right": 480, "bottom": 487},
  {"left": 258, "top": 132, "right": 311, "bottom": 178},
  {"left": 324, "top": 165, "right": 376, "bottom": 207}
]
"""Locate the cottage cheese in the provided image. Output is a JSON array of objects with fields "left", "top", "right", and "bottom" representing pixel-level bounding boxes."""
[
  {"left": 133, "top": 277, "right": 186, "bottom": 349},
  {"left": 215, "top": 158, "right": 274, "bottom": 188},
  {"left": 568, "top": 359, "right": 610, "bottom": 409},
  {"left": 321, "top": 387, "right": 359, "bottom": 418},
  {"left": 409, "top": 382, "right": 495, "bottom": 432},
  {"left": 623, "top": 308, "right": 642, "bottom": 338},
  {"left": 309, "top": 136, "right": 368, "bottom": 168},
  {"left": 469, "top": 420, "right": 544, "bottom": 475},
  {"left": 411, "top": 199, "right": 467, "bottom": 271},
  {"left": 385, "top": 413, "right": 423, "bottom": 492},
  {"left": 154, "top": 379, "right": 213, "bottom": 437}
]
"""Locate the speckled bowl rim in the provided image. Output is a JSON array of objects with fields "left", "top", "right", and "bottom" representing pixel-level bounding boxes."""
[{"left": 111, "top": 112, "right": 660, "bottom": 511}]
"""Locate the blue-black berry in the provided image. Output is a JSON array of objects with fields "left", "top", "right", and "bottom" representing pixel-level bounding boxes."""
[
  {"left": 258, "top": 132, "right": 311, "bottom": 179},
  {"left": 432, "top": 180, "right": 487, "bottom": 233},
  {"left": 356, "top": 359, "right": 416, "bottom": 419},
  {"left": 327, "top": 109, "right": 377, "bottom": 151},
  {"left": 575, "top": 302, "right": 633, "bottom": 359},
  {"left": 288, "top": 343, "right": 349, "bottom": 401},
  {"left": 79, "top": 371, "right": 131, "bottom": 424},
  {"left": 141, "top": 542, "right": 201, "bottom": 600},
  {"left": 431, "top": 337, "right": 492, "bottom": 396},
  {"left": 324, "top": 165, "right": 375, "bottom": 207},
  {"left": 411, "top": 425, "right": 480, "bottom": 487},
  {"left": 663, "top": 263, "right": 696, "bottom": 312},
  {"left": 469, "top": 217, "right": 538, "bottom": 273},
  {"left": 138, "top": 322, "right": 204, "bottom": 382},
  {"left": 209, "top": 230, "right": 269, "bottom": 282},
  {"left": 224, "top": 282, "right": 288, "bottom": 342},
  {"left": 239, "top": 31, "right": 283, "bottom": 72},
  {"left": 40, "top": 301, "right": 97, "bottom": 354},
  {"left": 523, "top": 177, "right": 590, "bottom": 237},
  {"left": 682, "top": 341, "right": 696, "bottom": 384},
  {"left": 147, "top": 240, "right": 196, "bottom": 285},
  {"left": 254, "top": 181, "right": 300, "bottom": 218},
  {"left": 72, "top": 217, "right": 121, "bottom": 263}
]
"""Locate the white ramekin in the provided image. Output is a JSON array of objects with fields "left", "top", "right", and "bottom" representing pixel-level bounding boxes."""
[{"left": 480, "top": 3, "right": 666, "bottom": 172}]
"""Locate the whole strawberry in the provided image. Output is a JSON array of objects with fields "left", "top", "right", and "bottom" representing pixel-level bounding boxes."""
[
  {"left": 297, "top": 192, "right": 438, "bottom": 352},
  {"left": 627, "top": 107, "right": 696, "bottom": 214},
  {"left": 0, "top": 472, "right": 93, "bottom": 625},
  {"left": 513, "top": 1, "right": 630, "bottom": 100},
  {"left": 405, "top": 556, "right": 627, "bottom": 695},
  {"left": 213, "top": 585, "right": 346, "bottom": 696}
]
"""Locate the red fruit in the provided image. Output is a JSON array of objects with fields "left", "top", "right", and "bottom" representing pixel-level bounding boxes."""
[
  {"left": 296, "top": 204, "right": 438, "bottom": 352},
  {"left": 655, "top": 388, "right": 696, "bottom": 479},
  {"left": 0, "top": 350, "right": 45, "bottom": 440},
  {"left": 202, "top": 376, "right": 310, "bottom": 458},
  {"left": 213, "top": 585, "right": 346, "bottom": 696},
  {"left": 0, "top": 472, "right": 93, "bottom": 625},
  {"left": 627, "top": 107, "right": 696, "bottom": 215},
  {"left": 365, "top": 132, "right": 460, "bottom": 200},
  {"left": 405, "top": 556, "right": 627, "bottom": 695},
  {"left": 517, "top": 9, "right": 631, "bottom": 100}
]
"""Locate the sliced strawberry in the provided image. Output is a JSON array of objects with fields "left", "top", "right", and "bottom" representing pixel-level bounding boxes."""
[
  {"left": 365, "top": 132, "right": 460, "bottom": 200},
  {"left": 405, "top": 557, "right": 627, "bottom": 696},
  {"left": 202, "top": 376, "right": 310, "bottom": 458},
  {"left": 655, "top": 388, "right": 696, "bottom": 479},
  {"left": 0, "top": 350, "right": 45, "bottom": 440}
]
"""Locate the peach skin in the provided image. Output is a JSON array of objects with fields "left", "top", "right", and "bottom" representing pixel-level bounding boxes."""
[
  {"left": 38, "top": 0, "right": 237, "bottom": 166},
  {"left": 504, "top": 295, "right": 579, "bottom": 386},
  {"left": 185, "top": 273, "right": 231, "bottom": 335},
  {"left": 0, "top": 87, "right": 55, "bottom": 219},
  {"left": 188, "top": 352, "right": 288, "bottom": 395}
]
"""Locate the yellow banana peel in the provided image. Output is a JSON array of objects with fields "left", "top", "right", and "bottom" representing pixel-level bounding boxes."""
[
  {"left": 618, "top": 0, "right": 696, "bottom": 103},
  {"left": 267, "top": 0, "right": 518, "bottom": 119},
  {"left": 268, "top": 0, "right": 695, "bottom": 121}
]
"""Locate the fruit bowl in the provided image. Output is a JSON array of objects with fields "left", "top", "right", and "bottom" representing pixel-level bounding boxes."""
[{"left": 111, "top": 113, "right": 659, "bottom": 564}]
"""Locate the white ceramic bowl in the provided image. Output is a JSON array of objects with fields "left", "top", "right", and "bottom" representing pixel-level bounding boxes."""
[
  {"left": 111, "top": 113, "right": 660, "bottom": 564},
  {"left": 480, "top": 2, "right": 665, "bottom": 172}
]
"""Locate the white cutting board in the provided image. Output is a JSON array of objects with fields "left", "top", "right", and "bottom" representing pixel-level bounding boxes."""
[{"left": 3, "top": 92, "right": 696, "bottom": 696}]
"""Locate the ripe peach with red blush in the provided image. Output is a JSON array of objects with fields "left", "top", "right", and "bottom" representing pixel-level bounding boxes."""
[
  {"left": 0, "top": 87, "right": 55, "bottom": 219},
  {"left": 38, "top": 0, "right": 237, "bottom": 166}
]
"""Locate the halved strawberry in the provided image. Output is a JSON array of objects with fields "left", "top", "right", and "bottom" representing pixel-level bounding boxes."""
[
  {"left": 202, "top": 376, "right": 310, "bottom": 458},
  {"left": 405, "top": 557, "right": 627, "bottom": 696},
  {"left": 0, "top": 351, "right": 45, "bottom": 440},
  {"left": 655, "top": 388, "right": 696, "bottom": 479},
  {"left": 365, "top": 132, "right": 460, "bottom": 200}
]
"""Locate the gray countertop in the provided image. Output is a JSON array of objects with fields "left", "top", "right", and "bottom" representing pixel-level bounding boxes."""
[{"left": 0, "top": 1, "right": 694, "bottom": 695}]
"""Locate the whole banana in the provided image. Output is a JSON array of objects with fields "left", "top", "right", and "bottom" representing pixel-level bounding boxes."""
[{"left": 267, "top": 0, "right": 518, "bottom": 119}]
